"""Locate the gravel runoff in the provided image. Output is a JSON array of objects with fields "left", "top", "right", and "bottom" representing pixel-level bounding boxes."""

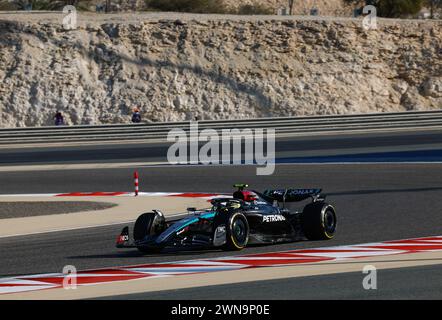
[{"left": 0, "top": 202, "right": 117, "bottom": 219}]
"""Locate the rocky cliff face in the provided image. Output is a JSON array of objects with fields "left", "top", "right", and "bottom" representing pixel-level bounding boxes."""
[
  {"left": 224, "top": 0, "right": 361, "bottom": 16},
  {"left": 0, "top": 13, "right": 441, "bottom": 127},
  {"left": 44, "top": 0, "right": 361, "bottom": 15}
]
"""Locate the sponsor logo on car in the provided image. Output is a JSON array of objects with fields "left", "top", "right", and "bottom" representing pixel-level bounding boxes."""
[
  {"left": 213, "top": 225, "right": 227, "bottom": 247},
  {"left": 117, "top": 235, "right": 129, "bottom": 243},
  {"left": 289, "top": 189, "right": 317, "bottom": 195},
  {"left": 262, "top": 215, "right": 286, "bottom": 223}
]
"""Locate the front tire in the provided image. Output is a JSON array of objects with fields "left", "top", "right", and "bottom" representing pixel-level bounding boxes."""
[
  {"left": 224, "top": 212, "right": 250, "bottom": 250},
  {"left": 301, "top": 202, "right": 337, "bottom": 240},
  {"left": 133, "top": 212, "right": 166, "bottom": 253}
]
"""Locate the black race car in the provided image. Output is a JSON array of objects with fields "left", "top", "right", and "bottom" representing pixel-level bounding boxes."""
[{"left": 116, "top": 184, "right": 337, "bottom": 253}]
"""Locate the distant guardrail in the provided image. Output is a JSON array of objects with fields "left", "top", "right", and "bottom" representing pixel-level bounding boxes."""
[{"left": 0, "top": 110, "right": 441, "bottom": 145}]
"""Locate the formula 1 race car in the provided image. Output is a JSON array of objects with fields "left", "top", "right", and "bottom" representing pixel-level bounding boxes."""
[{"left": 116, "top": 184, "right": 337, "bottom": 253}]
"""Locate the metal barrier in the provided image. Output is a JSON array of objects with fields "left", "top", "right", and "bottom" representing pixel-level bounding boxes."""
[{"left": 0, "top": 110, "right": 441, "bottom": 145}]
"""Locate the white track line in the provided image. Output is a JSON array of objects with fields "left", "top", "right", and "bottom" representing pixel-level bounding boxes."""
[{"left": 1, "top": 161, "right": 442, "bottom": 173}]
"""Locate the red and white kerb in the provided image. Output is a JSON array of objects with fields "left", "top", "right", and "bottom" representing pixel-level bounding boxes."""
[{"left": 1, "top": 235, "right": 442, "bottom": 295}]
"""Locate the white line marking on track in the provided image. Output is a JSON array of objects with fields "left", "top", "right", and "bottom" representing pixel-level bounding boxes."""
[{"left": 1, "top": 161, "right": 442, "bottom": 174}]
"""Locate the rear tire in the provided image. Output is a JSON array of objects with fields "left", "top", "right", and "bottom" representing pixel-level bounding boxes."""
[
  {"left": 224, "top": 211, "right": 250, "bottom": 251},
  {"left": 133, "top": 212, "right": 166, "bottom": 253},
  {"left": 301, "top": 202, "right": 337, "bottom": 240}
]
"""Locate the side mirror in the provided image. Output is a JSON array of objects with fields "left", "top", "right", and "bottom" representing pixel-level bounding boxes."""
[{"left": 187, "top": 207, "right": 197, "bottom": 212}]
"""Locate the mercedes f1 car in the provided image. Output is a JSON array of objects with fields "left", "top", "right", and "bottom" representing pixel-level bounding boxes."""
[{"left": 116, "top": 184, "right": 337, "bottom": 253}]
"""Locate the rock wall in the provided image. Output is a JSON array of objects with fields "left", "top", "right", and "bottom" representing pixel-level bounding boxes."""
[
  {"left": 224, "top": 0, "right": 362, "bottom": 16},
  {"left": 0, "top": 14, "right": 441, "bottom": 127},
  {"left": 73, "top": 0, "right": 361, "bottom": 16}
]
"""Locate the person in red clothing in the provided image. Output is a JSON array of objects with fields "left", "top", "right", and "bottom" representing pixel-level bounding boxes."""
[{"left": 131, "top": 107, "right": 141, "bottom": 123}]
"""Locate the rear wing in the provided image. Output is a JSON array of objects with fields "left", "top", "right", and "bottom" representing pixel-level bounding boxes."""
[{"left": 263, "top": 189, "right": 324, "bottom": 203}]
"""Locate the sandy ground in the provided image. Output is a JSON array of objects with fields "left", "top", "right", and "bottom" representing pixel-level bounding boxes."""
[
  {"left": 0, "top": 201, "right": 117, "bottom": 219},
  {"left": 2, "top": 249, "right": 441, "bottom": 300},
  {"left": 0, "top": 11, "right": 439, "bottom": 25},
  {"left": 0, "top": 196, "right": 210, "bottom": 238},
  {"left": 0, "top": 162, "right": 166, "bottom": 172}
]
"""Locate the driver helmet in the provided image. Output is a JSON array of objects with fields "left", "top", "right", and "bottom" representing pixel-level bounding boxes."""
[{"left": 233, "top": 190, "right": 257, "bottom": 202}]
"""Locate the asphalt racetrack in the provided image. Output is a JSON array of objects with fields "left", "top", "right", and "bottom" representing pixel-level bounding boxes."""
[
  {"left": 1, "top": 129, "right": 442, "bottom": 299},
  {"left": 1, "top": 165, "right": 442, "bottom": 275}
]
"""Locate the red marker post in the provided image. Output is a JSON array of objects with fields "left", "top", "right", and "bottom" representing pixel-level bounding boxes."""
[{"left": 134, "top": 171, "right": 139, "bottom": 196}]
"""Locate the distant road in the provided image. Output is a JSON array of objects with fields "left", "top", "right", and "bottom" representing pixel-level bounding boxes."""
[{"left": 1, "top": 129, "right": 442, "bottom": 166}]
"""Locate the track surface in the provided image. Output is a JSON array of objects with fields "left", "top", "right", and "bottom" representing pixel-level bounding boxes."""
[
  {"left": 106, "top": 264, "right": 442, "bottom": 300},
  {"left": 1, "top": 164, "right": 442, "bottom": 278},
  {"left": 1, "top": 129, "right": 442, "bottom": 299},
  {"left": 2, "top": 130, "right": 442, "bottom": 165}
]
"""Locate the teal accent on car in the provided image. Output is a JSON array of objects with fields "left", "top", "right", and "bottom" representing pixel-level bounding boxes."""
[{"left": 155, "top": 211, "right": 216, "bottom": 243}]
